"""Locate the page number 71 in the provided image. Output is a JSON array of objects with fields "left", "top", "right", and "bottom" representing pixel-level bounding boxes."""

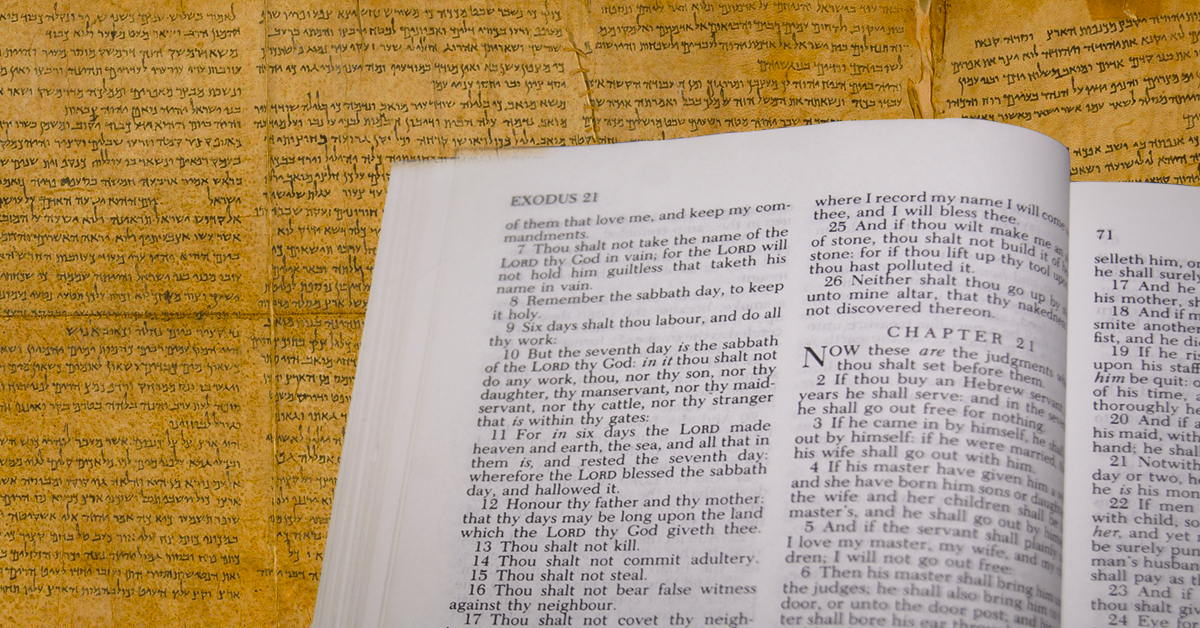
[{"left": 1097, "top": 229, "right": 1113, "bottom": 240}]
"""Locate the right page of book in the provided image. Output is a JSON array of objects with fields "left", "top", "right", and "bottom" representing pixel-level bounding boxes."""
[
  {"left": 1063, "top": 183, "right": 1200, "bottom": 628},
  {"left": 936, "top": 0, "right": 1200, "bottom": 184}
]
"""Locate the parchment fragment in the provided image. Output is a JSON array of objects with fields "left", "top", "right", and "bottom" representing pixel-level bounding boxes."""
[
  {"left": 578, "top": 0, "right": 920, "bottom": 137},
  {"left": 0, "top": 2, "right": 276, "bottom": 625},
  {"left": 937, "top": 0, "right": 1200, "bottom": 184}
]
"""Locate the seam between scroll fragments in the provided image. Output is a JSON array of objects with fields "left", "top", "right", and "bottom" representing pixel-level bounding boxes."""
[
  {"left": 261, "top": 0, "right": 282, "bottom": 619},
  {"left": 909, "top": 0, "right": 938, "bottom": 119},
  {"left": 565, "top": 31, "right": 601, "bottom": 144}
]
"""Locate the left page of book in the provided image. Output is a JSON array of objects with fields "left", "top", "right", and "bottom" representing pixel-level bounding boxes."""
[
  {"left": 0, "top": 1, "right": 923, "bottom": 625},
  {"left": 336, "top": 120, "right": 1073, "bottom": 627}
]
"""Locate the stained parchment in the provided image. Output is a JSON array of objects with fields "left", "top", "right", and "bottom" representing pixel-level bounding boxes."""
[{"left": 937, "top": 0, "right": 1200, "bottom": 184}]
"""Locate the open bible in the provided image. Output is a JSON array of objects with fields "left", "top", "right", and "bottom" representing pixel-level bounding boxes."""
[{"left": 311, "top": 120, "right": 1200, "bottom": 628}]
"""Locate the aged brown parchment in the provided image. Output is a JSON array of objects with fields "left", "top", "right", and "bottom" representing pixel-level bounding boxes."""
[
  {"left": 1, "top": 0, "right": 1196, "bottom": 625},
  {"left": 936, "top": 0, "right": 1200, "bottom": 184}
]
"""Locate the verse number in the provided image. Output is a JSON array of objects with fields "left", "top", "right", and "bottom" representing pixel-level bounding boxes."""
[
  {"left": 1097, "top": 229, "right": 1113, "bottom": 240},
  {"left": 828, "top": 221, "right": 845, "bottom": 232}
]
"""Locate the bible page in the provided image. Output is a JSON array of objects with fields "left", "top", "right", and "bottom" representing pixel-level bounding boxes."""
[{"left": 334, "top": 120, "right": 1073, "bottom": 627}]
